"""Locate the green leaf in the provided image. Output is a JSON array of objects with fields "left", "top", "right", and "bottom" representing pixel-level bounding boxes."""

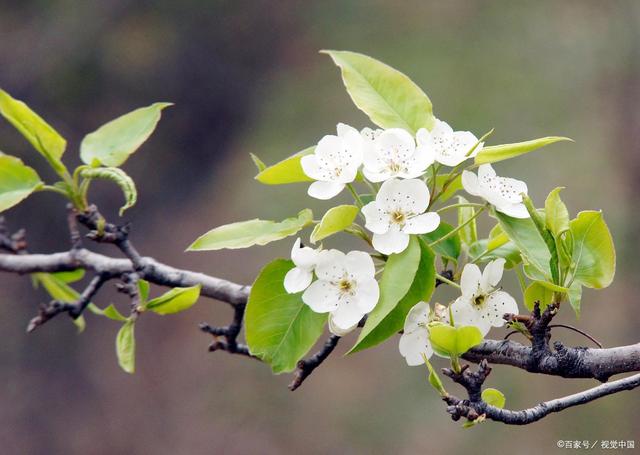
[
  {"left": 90, "top": 303, "right": 128, "bottom": 321},
  {"left": 421, "top": 222, "right": 461, "bottom": 261},
  {"left": 475, "top": 136, "right": 572, "bottom": 164},
  {"left": 322, "top": 50, "right": 434, "bottom": 133},
  {"left": 523, "top": 281, "right": 555, "bottom": 311},
  {"left": 80, "top": 102, "right": 172, "bottom": 167},
  {"left": 245, "top": 259, "right": 326, "bottom": 373},
  {"left": 350, "top": 238, "right": 434, "bottom": 353},
  {"left": 545, "top": 187, "right": 570, "bottom": 238},
  {"left": 469, "top": 238, "right": 522, "bottom": 268},
  {"left": 424, "top": 355, "right": 447, "bottom": 396},
  {"left": 188, "top": 209, "right": 313, "bottom": 251},
  {"left": 80, "top": 167, "right": 137, "bottom": 216},
  {"left": 310, "top": 205, "right": 359, "bottom": 243},
  {"left": 137, "top": 279, "right": 150, "bottom": 303},
  {"left": 33, "top": 272, "right": 79, "bottom": 302},
  {"left": 482, "top": 388, "right": 506, "bottom": 408},
  {"left": 72, "top": 315, "right": 86, "bottom": 333},
  {"left": 0, "top": 154, "right": 43, "bottom": 212},
  {"left": 145, "top": 284, "right": 201, "bottom": 315},
  {"left": 457, "top": 196, "right": 478, "bottom": 247},
  {"left": 429, "top": 324, "right": 483, "bottom": 358},
  {"left": 570, "top": 211, "right": 615, "bottom": 289},
  {"left": 567, "top": 282, "right": 582, "bottom": 318},
  {"left": 249, "top": 153, "right": 266, "bottom": 172},
  {"left": 52, "top": 269, "right": 85, "bottom": 283},
  {"left": 116, "top": 320, "right": 135, "bottom": 374},
  {"left": 435, "top": 174, "right": 463, "bottom": 202},
  {"left": 254, "top": 147, "right": 314, "bottom": 184},
  {"left": 0, "top": 89, "right": 67, "bottom": 173},
  {"left": 494, "top": 210, "right": 551, "bottom": 279}
]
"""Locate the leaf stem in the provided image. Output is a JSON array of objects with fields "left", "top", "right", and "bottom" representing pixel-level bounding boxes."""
[
  {"left": 437, "top": 202, "right": 485, "bottom": 214},
  {"left": 347, "top": 183, "right": 364, "bottom": 208}
]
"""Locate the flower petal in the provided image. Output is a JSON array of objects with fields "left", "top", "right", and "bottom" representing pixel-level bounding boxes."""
[
  {"left": 291, "top": 238, "right": 317, "bottom": 270},
  {"left": 376, "top": 178, "right": 430, "bottom": 214},
  {"left": 315, "top": 249, "right": 346, "bottom": 281},
  {"left": 461, "top": 170, "right": 482, "bottom": 196},
  {"left": 328, "top": 313, "right": 358, "bottom": 336},
  {"left": 331, "top": 299, "right": 366, "bottom": 329},
  {"left": 353, "top": 278, "right": 380, "bottom": 313},
  {"left": 404, "top": 301, "right": 430, "bottom": 333},
  {"left": 480, "top": 258, "right": 505, "bottom": 293},
  {"left": 362, "top": 201, "right": 390, "bottom": 234},
  {"left": 495, "top": 202, "right": 530, "bottom": 218},
  {"left": 403, "top": 212, "right": 441, "bottom": 234},
  {"left": 308, "top": 181, "right": 345, "bottom": 200},
  {"left": 302, "top": 280, "right": 339, "bottom": 313},
  {"left": 300, "top": 155, "right": 326, "bottom": 181},
  {"left": 345, "top": 251, "right": 376, "bottom": 280},
  {"left": 372, "top": 229, "right": 410, "bottom": 255},
  {"left": 450, "top": 297, "right": 491, "bottom": 335},
  {"left": 284, "top": 267, "right": 313, "bottom": 294},
  {"left": 399, "top": 329, "right": 433, "bottom": 366},
  {"left": 460, "top": 263, "right": 482, "bottom": 300},
  {"left": 485, "top": 290, "right": 519, "bottom": 327},
  {"left": 362, "top": 167, "right": 390, "bottom": 183}
]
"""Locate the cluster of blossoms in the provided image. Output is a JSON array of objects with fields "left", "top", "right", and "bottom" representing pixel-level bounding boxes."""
[{"left": 286, "top": 119, "right": 525, "bottom": 342}]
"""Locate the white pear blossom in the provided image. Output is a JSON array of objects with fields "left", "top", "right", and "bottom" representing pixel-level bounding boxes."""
[
  {"left": 416, "top": 119, "right": 482, "bottom": 167},
  {"left": 328, "top": 313, "right": 358, "bottom": 336},
  {"left": 302, "top": 249, "right": 379, "bottom": 330},
  {"left": 284, "top": 238, "right": 319, "bottom": 293},
  {"left": 361, "top": 128, "right": 434, "bottom": 182},
  {"left": 398, "top": 302, "right": 434, "bottom": 366},
  {"left": 362, "top": 178, "right": 440, "bottom": 255},
  {"left": 462, "top": 164, "right": 529, "bottom": 218},
  {"left": 450, "top": 259, "right": 519, "bottom": 336},
  {"left": 301, "top": 123, "right": 364, "bottom": 200}
]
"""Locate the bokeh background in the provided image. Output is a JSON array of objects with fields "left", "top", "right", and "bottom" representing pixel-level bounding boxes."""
[{"left": 1, "top": 1, "right": 639, "bottom": 453}]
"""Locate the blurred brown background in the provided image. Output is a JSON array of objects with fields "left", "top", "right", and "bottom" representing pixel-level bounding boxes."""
[{"left": 1, "top": 1, "right": 639, "bottom": 454}]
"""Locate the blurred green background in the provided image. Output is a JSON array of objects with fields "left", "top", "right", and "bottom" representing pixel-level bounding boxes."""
[{"left": 1, "top": 1, "right": 639, "bottom": 453}]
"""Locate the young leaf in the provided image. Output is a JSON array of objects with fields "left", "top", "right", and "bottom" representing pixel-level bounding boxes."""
[
  {"left": 32, "top": 272, "right": 79, "bottom": 302},
  {"left": 424, "top": 355, "right": 447, "bottom": 396},
  {"left": 567, "top": 282, "right": 583, "bottom": 318},
  {"left": 249, "top": 153, "right": 266, "bottom": 172},
  {"left": 350, "top": 238, "right": 435, "bottom": 353},
  {"left": 494, "top": 211, "right": 551, "bottom": 279},
  {"left": 429, "top": 324, "right": 483, "bottom": 358},
  {"left": 254, "top": 147, "right": 314, "bottom": 184},
  {"left": 137, "top": 279, "right": 150, "bottom": 303},
  {"left": 421, "top": 222, "right": 461, "bottom": 262},
  {"left": 145, "top": 284, "right": 201, "bottom": 315},
  {"left": 0, "top": 154, "right": 43, "bottom": 213},
  {"left": 523, "top": 281, "right": 555, "bottom": 311},
  {"left": 457, "top": 196, "right": 478, "bottom": 247},
  {"left": 0, "top": 89, "right": 67, "bottom": 173},
  {"left": 52, "top": 269, "right": 85, "bottom": 283},
  {"left": 482, "top": 388, "right": 506, "bottom": 408},
  {"left": 90, "top": 303, "right": 128, "bottom": 321},
  {"left": 322, "top": 50, "right": 434, "bottom": 134},
  {"left": 474, "top": 136, "right": 572, "bottom": 164},
  {"left": 245, "top": 259, "right": 326, "bottom": 373},
  {"left": 188, "top": 209, "right": 313, "bottom": 251},
  {"left": 80, "top": 102, "right": 172, "bottom": 167},
  {"left": 469, "top": 238, "right": 522, "bottom": 268},
  {"left": 310, "top": 205, "right": 359, "bottom": 243},
  {"left": 81, "top": 167, "right": 137, "bottom": 216},
  {"left": 569, "top": 211, "right": 615, "bottom": 289},
  {"left": 116, "top": 320, "right": 136, "bottom": 374},
  {"left": 545, "top": 187, "right": 570, "bottom": 238}
]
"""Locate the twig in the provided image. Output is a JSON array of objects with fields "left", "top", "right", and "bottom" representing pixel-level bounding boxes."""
[
  {"left": 289, "top": 335, "right": 341, "bottom": 391},
  {"left": 548, "top": 324, "right": 603, "bottom": 348}
]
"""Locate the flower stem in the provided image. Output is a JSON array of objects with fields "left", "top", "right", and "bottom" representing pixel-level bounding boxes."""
[
  {"left": 435, "top": 272, "right": 461, "bottom": 289},
  {"left": 436, "top": 202, "right": 485, "bottom": 214},
  {"left": 429, "top": 205, "right": 486, "bottom": 248},
  {"left": 347, "top": 183, "right": 364, "bottom": 208}
]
